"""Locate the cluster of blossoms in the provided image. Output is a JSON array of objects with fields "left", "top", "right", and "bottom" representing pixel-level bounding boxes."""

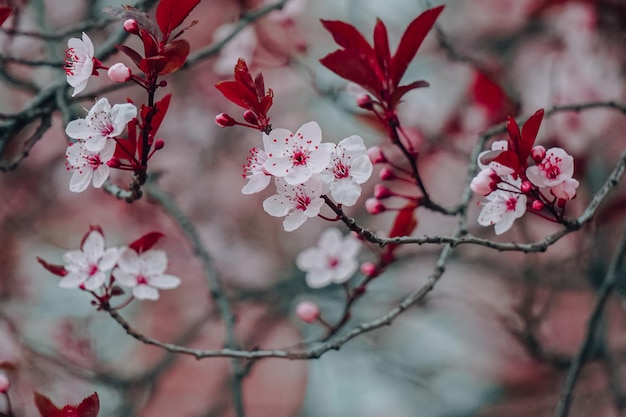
[
  {"left": 241, "top": 121, "right": 373, "bottom": 231},
  {"left": 64, "top": 97, "right": 137, "bottom": 193},
  {"left": 470, "top": 109, "right": 580, "bottom": 234},
  {"left": 38, "top": 228, "right": 181, "bottom": 302}
]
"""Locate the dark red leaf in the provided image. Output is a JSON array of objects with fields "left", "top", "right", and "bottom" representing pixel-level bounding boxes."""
[
  {"left": 0, "top": 7, "right": 13, "bottom": 27},
  {"left": 506, "top": 115, "right": 522, "bottom": 157},
  {"left": 259, "top": 91, "right": 274, "bottom": 116},
  {"left": 390, "top": 5, "right": 444, "bottom": 87},
  {"left": 129, "top": 232, "right": 165, "bottom": 253},
  {"left": 492, "top": 150, "right": 521, "bottom": 174},
  {"left": 140, "top": 56, "right": 165, "bottom": 76},
  {"left": 471, "top": 71, "right": 506, "bottom": 115},
  {"left": 34, "top": 392, "right": 61, "bottom": 417},
  {"left": 115, "top": 44, "right": 144, "bottom": 69},
  {"left": 320, "top": 50, "right": 382, "bottom": 96},
  {"left": 150, "top": 94, "right": 172, "bottom": 135},
  {"left": 383, "top": 202, "right": 419, "bottom": 261},
  {"left": 158, "top": 39, "right": 190, "bottom": 75},
  {"left": 520, "top": 108, "right": 544, "bottom": 162},
  {"left": 373, "top": 18, "right": 391, "bottom": 75},
  {"left": 254, "top": 72, "right": 265, "bottom": 102},
  {"left": 234, "top": 58, "right": 256, "bottom": 93},
  {"left": 76, "top": 393, "right": 99, "bottom": 417},
  {"left": 156, "top": 0, "right": 201, "bottom": 41},
  {"left": 113, "top": 137, "right": 137, "bottom": 162},
  {"left": 37, "top": 257, "right": 67, "bottom": 277},
  {"left": 215, "top": 80, "right": 258, "bottom": 110},
  {"left": 389, "top": 80, "right": 429, "bottom": 107},
  {"left": 320, "top": 19, "right": 376, "bottom": 62},
  {"left": 140, "top": 28, "right": 159, "bottom": 59}
]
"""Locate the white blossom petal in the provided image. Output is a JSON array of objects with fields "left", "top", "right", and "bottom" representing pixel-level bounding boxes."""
[{"left": 133, "top": 285, "right": 159, "bottom": 300}]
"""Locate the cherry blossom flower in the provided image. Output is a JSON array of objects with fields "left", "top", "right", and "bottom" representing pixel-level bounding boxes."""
[
  {"left": 65, "top": 98, "right": 137, "bottom": 152},
  {"left": 320, "top": 135, "right": 373, "bottom": 206},
  {"left": 65, "top": 32, "right": 96, "bottom": 97},
  {"left": 477, "top": 186, "right": 527, "bottom": 235},
  {"left": 60, "top": 230, "right": 118, "bottom": 291},
  {"left": 242, "top": 147, "right": 272, "bottom": 194},
  {"left": 65, "top": 140, "right": 115, "bottom": 193},
  {"left": 263, "top": 121, "right": 330, "bottom": 185},
  {"left": 112, "top": 247, "right": 181, "bottom": 300},
  {"left": 262, "top": 176, "right": 325, "bottom": 231},
  {"left": 551, "top": 177, "right": 579, "bottom": 200},
  {"left": 526, "top": 147, "right": 575, "bottom": 188},
  {"left": 296, "top": 228, "right": 361, "bottom": 288}
]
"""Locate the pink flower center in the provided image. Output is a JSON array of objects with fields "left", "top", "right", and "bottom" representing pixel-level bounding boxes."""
[
  {"left": 505, "top": 196, "right": 518, "bottom": 212},
  {"left": 540, "top": 155, "right": 562, "bottom": 180},
  {"left": 136, "top": 275, "right": 148, "bottom": 285},
  {"left": 333, "top": 160, "right": 350, "bottom": 179},
  {"left": 294, "top": 193, "right": 311, "bottom": 211},
  {"left": 64, "top": 48, "right": 79, "bottom": 75},
  {"left": 87, "top": 154, "right": 102, "bottom": 168},
  {"left": 327, "top": 257, "right": 339, "bottom": 268},
  {"left": 291, "top": 148, "right": 309, "bottom": 166},
  {"left": 87, "top": 264, "right": 99, "bottom": 276}
]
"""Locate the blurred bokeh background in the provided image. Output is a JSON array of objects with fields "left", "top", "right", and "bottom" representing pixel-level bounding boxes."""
[{"left": 1, "top": 0, "right": 626, "bottom": 416}]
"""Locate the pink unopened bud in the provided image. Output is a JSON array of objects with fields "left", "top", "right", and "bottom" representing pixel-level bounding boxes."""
[
  {"left": 374, "top": 184, "right": 393, "bottom": 199},
  {"left": 367, "top": 146, "right": 387, "bottom": 164},
  {"left": 356, "top": 94, "right": 373, "bottom": 110},
  {"left": 108, "top": 63, "right": 131, "bottom": 83},
  {"left": 531, "top": 145, "right": 546, "bottom": 164},
  {"left": 365, "top": 198, "right": 386, "bottom": 214},
  {"left": 154, "top": 139, "right": 165, "bottom": 150},
  {"left": 531, "top": 200, "right": 544, "bottom": 211},
  {"left": 379, "top": 167, "right": 396, "bottom": 180},
  {"left": 0, "top": 373, "right": 9, "bottom": 393},
  {"left": 470, "top": 168, "right": 498, "bottom": 196},
  {"left": 360, "top": 262, "right": 378, "bottom": 278},
  {"left": 123, "top": 19, "right": 139, "bottom": 34},
  {"left": 215, "top": 113, "right": 236, "bottom": 127},
  {"left": 107, "top": 157, "right": 121, "bottom": 168},
  {"left": 521, "top": 180, "right": 532, "bottom": 193},
  {"left": 243, "top": 111, "right": 259, "bottom": 125},
  {"left": 296, "top": 301, "right": 320, "bottom": 324}
]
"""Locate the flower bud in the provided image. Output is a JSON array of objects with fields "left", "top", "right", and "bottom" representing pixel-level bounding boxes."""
[
  {"left": 108, "top": 63, "right": 132, "bottom": 83},
  {"left": 531, "top": 200, "right": 544, "bottom": 211},
  {"left": 379, "top": 167, "right": 396, "bottom": 180},
  {"left": 215, "top": 113, "right": 236, "bottom": 127},
  {"left": 367, "top": 146, "right": 387, "bottom": 164},
  {"left": 374, "top": 184, "right": 393, "bottom": 199},
  {"left": 295, "top": 301, "right": 320, "bottom": 324},
  {"left": 356, "top": 94, "right": 373, "bottom": 110},
  {"left": 123, "top": 19, "right": 139, "bottom": 34},
  {"left": 0, "top": 373, "right": 9, "bottom": 393},
  {"left": 521, "top": 180, "right": 532, "bottom": 193},
  {"left": 365, "top": 198, "right": 386, "bottom": 214},
  {"left": 531, "top": 145, "right": 546, "bottom": 164},
  {"left": 360, "top": 262, "right": 378, "bottom": 278},
  {"left": 107, "top": 157, "right": 122, "bottom": 168},
  {"left": 243, "top": 110, "right": 258, "bottom": 125},
  {"left": 470, "top": 168, "right": 497, "bottom": 196},
  {"left": 154, "top": 139, "right": 165, "bottom": 150}
]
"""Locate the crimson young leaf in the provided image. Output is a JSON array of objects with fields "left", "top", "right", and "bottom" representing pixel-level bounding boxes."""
[
  {"left": 129, "top": 232, "right": 165, "bottom": 253},
  {"left": 156, "top": 0, "right": 201, "bottom": 41},
  {"left": 390, "top": 5, "right": 444, "bottom": 87}
]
